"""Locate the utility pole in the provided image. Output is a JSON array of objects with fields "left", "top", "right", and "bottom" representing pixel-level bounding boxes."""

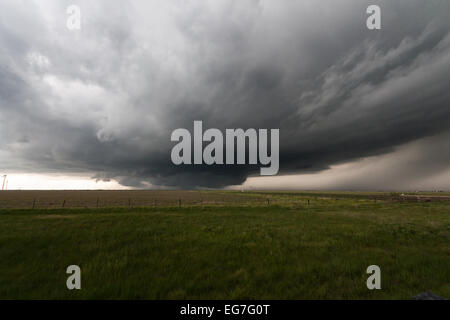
[{"left": 1, "top": 175, "right": 6, "bottom": 191}]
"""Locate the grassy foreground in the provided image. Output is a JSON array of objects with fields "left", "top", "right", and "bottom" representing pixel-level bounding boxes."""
[{"left": 0, "top": 195, "right": 449, "bottom": 299}]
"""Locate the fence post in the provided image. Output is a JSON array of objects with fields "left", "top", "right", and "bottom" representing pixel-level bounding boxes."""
[
  {"left": 128, "top": 198, "right": 131, "bottom": 207},
  {"left": 32, "top": 198, "right": 36, "bottom": 209},
  {"left": 267, "top": 198, "right": 270, "bottom": 206},
  {"left": 62, "top": 200, "right": 66, "bottom": 208},
  {"left": 179, "top": 198, "right": 181, "bottom": 207},
  {"left": 97, "top": 197, "right": 99, "bottom": 208}
]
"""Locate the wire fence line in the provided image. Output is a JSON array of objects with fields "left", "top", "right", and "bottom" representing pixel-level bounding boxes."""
[
  {"left": 0, "top": 191, "right": 273, "bottom": 209},
  {"left": 0, "top": 197, "right": 279, "bottom": 209},
  {"left": 0, "top": 190, "right": 447, "bottom": 209}
]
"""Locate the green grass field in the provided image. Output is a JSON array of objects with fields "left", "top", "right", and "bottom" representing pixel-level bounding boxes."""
[{"left": 0, "top": 191, "right": 449, "bottom": 299}]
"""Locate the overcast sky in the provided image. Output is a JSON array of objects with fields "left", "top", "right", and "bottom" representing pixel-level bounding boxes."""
[{"left": 1, "top": 0, "right": 449, "bottom": 190}]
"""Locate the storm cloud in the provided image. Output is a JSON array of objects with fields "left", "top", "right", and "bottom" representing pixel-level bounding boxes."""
[{"left": 0, "top": 0, "right": 449, "bottom": 189}]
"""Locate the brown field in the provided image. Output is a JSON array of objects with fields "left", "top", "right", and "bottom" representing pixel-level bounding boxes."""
[
  {"left": 0, "top": 190, "right": 268, "bottom": 209},
  {"left": 0, "top": 190, "right": 448, "bottom": 209}
]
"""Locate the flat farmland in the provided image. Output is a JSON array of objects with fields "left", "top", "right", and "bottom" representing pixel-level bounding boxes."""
[
  {"left": 0, "top": 190, "right": 271, "bottom": 209},
  {"left": 0, "top": 190, "right": 448, "bottom": 209},
  {"left": 0, "top": 191, "right": 449, "bottom": 299}
]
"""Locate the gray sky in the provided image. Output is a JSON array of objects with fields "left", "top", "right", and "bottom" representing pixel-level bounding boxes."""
[{"left": 1, "top": 0, "right": 450, "bottom": 190}]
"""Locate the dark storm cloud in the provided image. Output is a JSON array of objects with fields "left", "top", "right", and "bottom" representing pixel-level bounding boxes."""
[{"left": 0, "top": 0, "right": 450, "bottom": 188}]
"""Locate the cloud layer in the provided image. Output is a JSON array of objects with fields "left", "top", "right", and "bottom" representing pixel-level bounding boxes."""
[{"left": 1, "top": 0, "right": 450, "bottom": 188}]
